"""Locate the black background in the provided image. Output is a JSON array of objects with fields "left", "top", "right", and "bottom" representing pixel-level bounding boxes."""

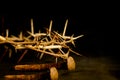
[
  {"left": 0, "top": 2, "right": 108, "bottom": 58},
  {"left": 0, "top": 12, "right": 104, "bottom": 57},
  {"left": 0, "top": 8, "right": 105, "bottom": 57},
  {"left": 0, "top": 2, "right": 120, "bottom": 80}
]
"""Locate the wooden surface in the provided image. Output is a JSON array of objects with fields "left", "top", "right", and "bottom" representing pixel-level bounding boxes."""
[{"left": 0, "top": 54, "right": 120, "bottom": 80}]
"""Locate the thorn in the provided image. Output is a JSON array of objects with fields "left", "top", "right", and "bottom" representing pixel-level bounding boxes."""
[
  {"left": 49, "top": 20, "right": 53, "bottom": 36},
  {"left": 39, "top": 53, "right": 44, "bottom": 60},
  {"left": 8, "top": 49, "right": 12, "bottom": 58},
  {"left": 55, "top": 57, "right": 58, "bottom": 63},
  {"left": 31, "top": 18, "right": 34, "bottom": 34},
  {"left": 63, "top": 19, "right": 68, "bottom": 36}
]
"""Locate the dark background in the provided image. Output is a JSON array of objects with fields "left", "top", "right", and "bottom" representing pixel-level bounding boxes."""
[
  {"left": 0, "top": 12, "right": 104, "bottom": 57},
  {"left": 0, "top": 3, "right": 119, "bottom": 80}
]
